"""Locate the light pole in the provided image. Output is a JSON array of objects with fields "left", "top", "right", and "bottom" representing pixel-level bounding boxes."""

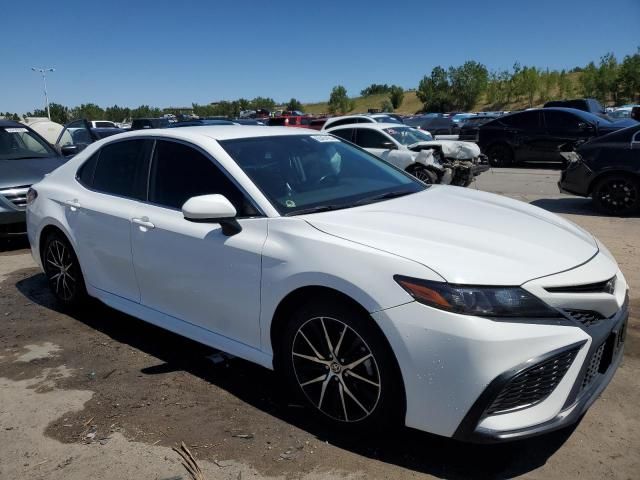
[{"left": 31, "top": 67, "right": 55, "bottom": 120}]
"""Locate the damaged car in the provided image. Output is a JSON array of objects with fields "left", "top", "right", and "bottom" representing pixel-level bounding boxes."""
[
  {"left": 326, "top": 123, "right": 488, "bottom": 185},
  {"left": 559, "top": 123, "right": 640, "bottom": 215}
]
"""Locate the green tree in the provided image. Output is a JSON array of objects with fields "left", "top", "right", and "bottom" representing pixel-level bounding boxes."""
[
  {"left": 380, "top": 99, "right": 394, "bottom": 112},
  {"left": 361, "top": 84, "right": 391, "bottom": 96},
  {"left": 520, "top": 66, "right": 540, "bottom": 107},
  {"left": 619, "top": 48, "right": 640, "bottom": 102},
  {"left": 70, "top": 103, "right": 105, "bottom": 121},
  {"left": 130, "top": 105, "right": 163, "bottom": 119},
  {"left": 448, "top": 61, "right": 488, "bottom": 110},
  {"left": 596, "top": 53, "right": 620, "bottom": 104},
  {"left": 1, "top": 112, "right": 20, "bottom": 121},
  {"left": 557, "top": 70, "right": 573, "bottom": 98},
  {"left": 416, "top": 66, "right": 453, "bottom": 112},
  {"left": 538, "top": 68, "right": 558, "bottom": 103},
  {"left": 580, "top": 62, "right": 598, "bottom": 98},
  {"left": 327, "top": 85, "right": 355, "bottom": 114},
  {"left": 250, "top": 97, "right": 276, "bottom": 111},
  {"left": 389, "top": 85, "right": 404, "bottom": 110},
  {"left": 105, "top": 105, "right": 131, "bottom": 122},
  {"left": 286, "top": 98, "right": 304, "bottom": 112}
]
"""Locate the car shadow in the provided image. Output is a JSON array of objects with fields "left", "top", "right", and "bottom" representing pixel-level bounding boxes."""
[
  {"left": 0, "top": 236, "right": 30, "bottom": 253},
  {"left": 16, "top": 272, "right": 577, "bottom": 479},
  {"left": 531, "top": 198, "right": 640, "bottom": 218}
]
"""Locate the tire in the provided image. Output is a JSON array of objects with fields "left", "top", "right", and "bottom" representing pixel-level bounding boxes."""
[
  {"left": 281, "top": 296, "right": 403, "bottom": 434},
  {"left": 592, "top": 174, "right": 640, "bottom": 216},
  {"left": 41, "top": 230, "right": 88, "bottom": 308},
  {"left": 408, "top": 165, "right": 438, "bottom": 184},
  {"left": 486, "top": 143, "right": 514, "bottom": 167}
]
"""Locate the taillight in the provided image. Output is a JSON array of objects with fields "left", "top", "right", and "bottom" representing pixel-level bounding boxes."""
[{"left": 26, "top": 188, "right": 38, "bottom": 205}]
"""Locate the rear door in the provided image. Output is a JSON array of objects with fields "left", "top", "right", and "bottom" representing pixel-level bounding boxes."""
[
  {"left": 542, "top": 110, "right": 594, "bottom": 162},
  {"left": 498, "top": 111, "right": 543, "bottom": 162},
  {"left": 69, "top": 138, "right": 153, "bottom": 301}
]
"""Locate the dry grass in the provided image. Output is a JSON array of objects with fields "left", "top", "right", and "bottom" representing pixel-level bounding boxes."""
[{"left": 302, "top": 72, "right": 583, "bottom": 114}]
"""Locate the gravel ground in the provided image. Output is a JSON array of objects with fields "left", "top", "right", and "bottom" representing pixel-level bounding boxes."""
[{"left": 0, "top": 168, "right": 638, "bottom": 480}]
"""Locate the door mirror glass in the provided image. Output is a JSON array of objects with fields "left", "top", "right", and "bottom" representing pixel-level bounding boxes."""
[
  {"left": 578, "top": 122, "right": 594, "bottom": 132},
  {"left": 182, "top": 194, "right": 237, "bottom": 221},
  {"left": 381, "top": 141, "right": 397, "bottom": 150}
]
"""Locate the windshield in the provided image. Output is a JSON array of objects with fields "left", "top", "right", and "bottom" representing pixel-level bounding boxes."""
[
  {"left": 0, "top": 126, "right": 56, "bottom": 160},
  {"left": 374, "top": 116, "right": 403, "bottom": 124},
  {"left": 383, "top": 126, "right": 433, "bottom": 145},
  {"left": 220, "top": 134, "right": 424, "bottom": 215}
]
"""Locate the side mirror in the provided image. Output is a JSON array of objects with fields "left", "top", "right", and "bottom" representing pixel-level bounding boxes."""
[
  {"left": 182, "top": 194, "right": 241, "bottom": 235},
  {"left": 60, "top": 144, "right": 79, "bottom": 157},
  {"left": 381, "top": 141, "right": 397, "bottom": 150},
  {"left": 578, "top": 122, "right": 595, "bottom": 132}
]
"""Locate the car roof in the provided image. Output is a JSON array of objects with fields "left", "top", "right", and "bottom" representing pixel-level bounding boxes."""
[
  {"left": 0, "top": 120, "right": 26, "bottom": 128},
  {"left": 104, "top": 125, "right": 320, "bottom": 142},
  {"left": 327, "top": 122, "right": 410, "bottom": 131}
]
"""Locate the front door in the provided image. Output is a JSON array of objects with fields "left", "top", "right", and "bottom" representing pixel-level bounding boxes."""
[{"left": 130, "top": 139, "right": 266, "bottom": 348}]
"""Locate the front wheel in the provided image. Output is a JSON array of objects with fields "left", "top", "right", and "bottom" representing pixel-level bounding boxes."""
[
  {"left": 592, "top": 175, "right": 640, "bottom": 216},
  {"left": 486, "top": 144, "right": 514, "bottom": 167},
  {"left": 282, "top": 298, "right": 403, "bottom": 433},
  {"left": 41, "top": 230, "right": 88, "bottom": 308},
  {"left": 408, "top": 165, "right": 438, "bottom": 184}
]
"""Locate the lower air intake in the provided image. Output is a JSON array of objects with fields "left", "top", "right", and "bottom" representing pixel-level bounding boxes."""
[{"left": 486, "top": 347, "right": 580, "bottom": 415}]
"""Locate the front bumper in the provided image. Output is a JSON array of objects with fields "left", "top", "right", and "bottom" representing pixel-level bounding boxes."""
[
  {"left": 558, "top": 157, "right": 593, "bottom": 197},
  {"left": 372, "top": 254, "right": 627, "bottom": 442},
  {"left": 0, "top": 200, "right": 27, "bottom": 237},
  {"left": 456, "top": 298, "right": 627, "bottom": 442}
]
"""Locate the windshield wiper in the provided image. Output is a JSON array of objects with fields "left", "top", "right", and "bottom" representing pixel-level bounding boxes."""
[
  {"left": 285, "top": 204, "right": 347, "bottom": 216},
  {"left": 353, "top": 190, "right": 413, "bottom": 206}
]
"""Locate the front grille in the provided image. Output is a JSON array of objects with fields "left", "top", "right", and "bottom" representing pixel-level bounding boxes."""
[
  {"left": 565, "top": 309, "right": 606, "bottom": 327},
  {"left": 545, "top": 277, "right": 616, "bottom": 294},
  {"left": 486, "top": 347, "right": 580, "bottom": 415},
  {"left": 0, "top": 185, "right": 30, "bottom": 210}
]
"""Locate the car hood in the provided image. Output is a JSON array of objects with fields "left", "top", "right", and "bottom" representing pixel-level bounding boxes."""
[
  {"left": 408, "top": 140, "right": 481, "bottom": 159},
  {"left": 304, "top": 187, "right": 598, "bottom": 285},
  {"left": 600, "top": 118, "right": 638, "bottom": 133},
  {"left": 0, "top": 156, "right": 65, "bottom": 189}
]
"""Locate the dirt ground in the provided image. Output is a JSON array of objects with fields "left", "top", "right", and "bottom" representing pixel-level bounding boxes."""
[{"left": 1, "top": 168, "right": 639, "bottom": 480}]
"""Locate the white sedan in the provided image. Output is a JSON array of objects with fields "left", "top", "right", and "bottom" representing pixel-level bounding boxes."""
[
  {"left": 326, "top": 122, "right": 488, "bottom": 185},
  {"left": 27, "top": 126, "right": 628, "bottom": 442}
]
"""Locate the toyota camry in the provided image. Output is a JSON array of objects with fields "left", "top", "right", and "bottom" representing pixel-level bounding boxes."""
[{"left": 26, "top": 126, "right": 628, "bottom": 442}]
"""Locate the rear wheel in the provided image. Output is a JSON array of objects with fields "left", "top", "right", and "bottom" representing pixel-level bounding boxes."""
[
  {"left": 41, "top": 230, "right": 88, "bottom": 308},
  {"left": 592, "top": 175, "right": 640, "bottom": 216},
  {"left": 408, "top": 165, "right": 438, "bottom": 184},
  {"left": 486, "top": 144, "right": 514, "bottom": 167},
  {"left": 282, "top": 297, "right": 402, "bottom": 433}
]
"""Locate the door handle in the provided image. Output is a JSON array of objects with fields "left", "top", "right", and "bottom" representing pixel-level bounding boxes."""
[
  {"left": 132, "top": 217, "right": 155, "bottom": 229},
  {"left": 64, "top": 199, "right": 81, "bottom": 211}
]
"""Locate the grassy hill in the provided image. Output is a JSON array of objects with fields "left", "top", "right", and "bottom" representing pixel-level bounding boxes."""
[{"left": 303, "top": 72, "right": 583, "bottom": 115}]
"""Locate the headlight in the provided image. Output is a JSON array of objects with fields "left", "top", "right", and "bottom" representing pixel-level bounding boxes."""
[{"left": 394, "top": 275, "right": 558, "bottom": 318}]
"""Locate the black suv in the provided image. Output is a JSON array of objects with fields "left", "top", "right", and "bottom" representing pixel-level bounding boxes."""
[{"left": 477, "top": 108, "right": 636, "bottom": 166}]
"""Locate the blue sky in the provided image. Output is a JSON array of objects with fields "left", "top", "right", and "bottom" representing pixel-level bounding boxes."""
[{"left": 1, "top": 0, "right": 638, "bottom": 113}]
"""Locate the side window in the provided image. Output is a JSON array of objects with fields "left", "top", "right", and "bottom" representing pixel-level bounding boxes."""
[
  {"left": 149, "top": 140, "right": 256, "bottom": 216},
  {"left": 354, "top": 129, "right": 392, "bottom": 149},
  {"left": 330, "top": 128, "right": 354, "bottom": 142},
  {"left": 544, "top": 111, "right": 583, "bottom": 130},
  {"left": 500, "top": 111, "right": 540, "bottom": 129},
  {"left": 327, "top": 118, "right": 353, "bottom": 128},
  {"left": 76, "top": 151, "right": 100, "bottom": 187},
  {"left": 92, "top": 139, "right": 152, "bottom": 199}
]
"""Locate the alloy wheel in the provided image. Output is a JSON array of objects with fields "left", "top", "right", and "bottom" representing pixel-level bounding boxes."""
[
  {"left": 597, "top": 179, "right": 638, "bottom": 214},
  {"left": 291, "top": 316, "right": 381, "bottom": 422},
  {"left": 412, "top": 167, "right": 435, "bottom": 184},
  {"left": 44, "top": 239, "right": 77, "bottom": 302}
]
